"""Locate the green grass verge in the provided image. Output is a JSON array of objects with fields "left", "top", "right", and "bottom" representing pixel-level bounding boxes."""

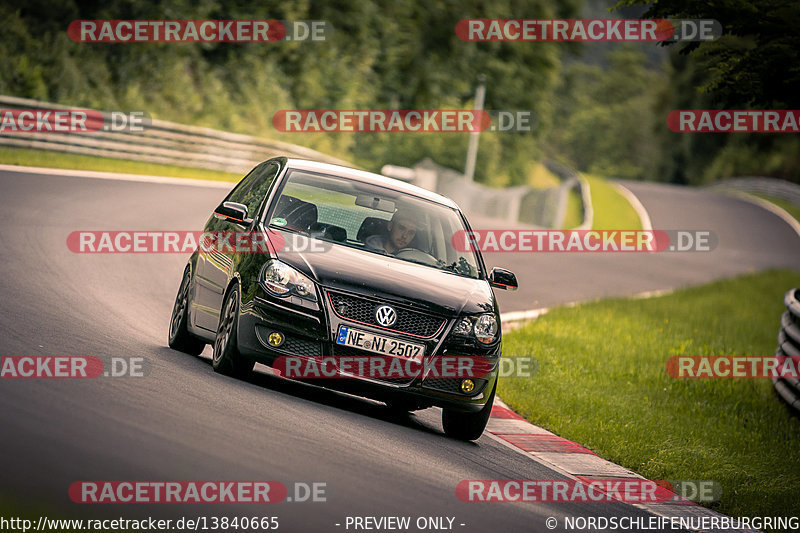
[
  {"left": 0, "top": 147, "right": 241, "bottom": 182},
  {"left": 750, "top": 193, "right": 800, "bottom": 224},
  {"left": 499, "top": 269, "right": 800, "bottom": 518},
  {"left": 527, "top": 161, "right": 561, "bottom": 189},
  {"left": 582, "top": 173, "right": 642, "bottom": 230},
  {"left": 561, "top": 189, "right": 584, "bottom": 229}
]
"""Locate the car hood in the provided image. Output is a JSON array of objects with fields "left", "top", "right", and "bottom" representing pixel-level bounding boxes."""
[{"left": 273, "top": 231, "right": 495, "bottom": 317}]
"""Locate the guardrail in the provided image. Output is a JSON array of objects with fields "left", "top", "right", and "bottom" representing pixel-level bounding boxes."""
[
  {"left": 709, "top": 177, "right": 800, "bottom": 206},
  {"left": 773, "top": 288, "right": 800, "bottom": 412},
  {"left": 0, "top": 94, "right": 582, "bottom": 227},
  {"left": 412, "top": 157, "right": 587, "bottom": 229},
  {"left": 541, "top": 159, "right": 592, "bottom": 230},
  {"left": 0, "top": 95, "right": 352, "bottom": 174}
]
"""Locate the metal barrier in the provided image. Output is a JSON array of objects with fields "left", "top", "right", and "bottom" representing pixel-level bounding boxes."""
[
  {"left": 541, "top": 159, "right": 592, "bottom": 230},
  {"left": 411, "top": 158, "right": 586, "bottom": 229},
  {"left": 0, "top": 95, "right": 352, "bottom": 174},
  {"left": 710, "top": 177, "right": 800, "bottom": 206},
  {"left": 774, "top": 288, "right": 800, "bottom": 412}
]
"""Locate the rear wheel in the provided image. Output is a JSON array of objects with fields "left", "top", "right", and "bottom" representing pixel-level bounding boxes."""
[
  {"left": 441, "top": 381, "right": 496, "bottom": 441},
  {"left": 168, "top": 267, "right": 206, "bottom": 356},
  {"left": 212, "top": 285, "right": 255, "bottom": 377}
]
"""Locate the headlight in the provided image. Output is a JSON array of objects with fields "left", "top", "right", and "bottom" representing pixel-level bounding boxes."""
[
  {"left": 261, "top": 260, "right": 317, "bottom": 301},
  {"left": 474, "top": 314, "right": 498, "bottom": 344},
  {"left": 450, "top": 314, "right": 498, "bottom": 344},
  {"left": 452, "top": 317, "right": 474, "bottom": 336}
]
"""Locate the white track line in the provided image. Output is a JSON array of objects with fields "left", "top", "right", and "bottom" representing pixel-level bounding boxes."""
[{"left": 613, "top": 181, "right": 653, "bottom": 231}]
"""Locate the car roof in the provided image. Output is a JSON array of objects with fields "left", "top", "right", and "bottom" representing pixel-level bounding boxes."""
[{"left": 283, "top": 158, "right": 460, "bottom": 209}]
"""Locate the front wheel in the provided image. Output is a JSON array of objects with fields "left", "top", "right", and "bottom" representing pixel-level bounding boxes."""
[
  {"left": 168, "top": 266, "right": 206, "bottom": 356},
  {"left": 212, "top": 285, "right": 255, "bottom": 377},
  {"left": 441, "top": 381, "right": 496, "bottom": 441}
]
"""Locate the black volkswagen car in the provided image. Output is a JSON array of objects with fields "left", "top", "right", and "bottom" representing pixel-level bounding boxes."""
[{"left": 168, "top": 157, "right": 518, "bottom": 440}]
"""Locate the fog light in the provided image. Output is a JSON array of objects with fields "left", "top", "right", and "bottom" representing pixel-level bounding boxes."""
[
  {"left": 461, "top": 379, "right": 475, "bottom": 393},
  {"left": 268, "top": 332, "right": 284, "bottom": 346}
]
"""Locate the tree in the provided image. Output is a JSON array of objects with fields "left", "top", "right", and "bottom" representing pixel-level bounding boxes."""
[{"left": 616, "top": 0, "right": 800, "bottom": 108}]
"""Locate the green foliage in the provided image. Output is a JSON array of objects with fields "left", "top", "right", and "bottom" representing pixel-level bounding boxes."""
[
  {"left": 647, "top": 48, "right": 800, "bottom": 185},
  {"left": 544, "top": 46, "right": 665, "bottom": 180},
  {"left": 614, "top": 0, "right": 800, "bottom": 185},
  {"left": 617, "top": 0, "right": 800, "bottom": 108},
  {"left": 0, "top": 0, "right": 574, "bottom": 184},
  {"left": 2, "top": 0, "right": 796, "bottom": 186}
]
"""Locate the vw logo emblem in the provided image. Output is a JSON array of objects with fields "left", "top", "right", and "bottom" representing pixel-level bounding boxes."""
[{"left": 375, "top": 305, "right": 397, "bottom": 327}]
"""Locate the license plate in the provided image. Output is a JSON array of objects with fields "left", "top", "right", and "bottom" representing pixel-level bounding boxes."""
[{"left": 336, "top": 326, "right": 425, "bottom": 363}]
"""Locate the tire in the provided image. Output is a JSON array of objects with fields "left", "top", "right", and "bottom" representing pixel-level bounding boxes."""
[
  {"left": 168, "top": 266, "right": 206, "bottom": 356},
  {"left": 441, "top": 381, "right": 496, "bottom": 441},
  {"left": 212, "top": 285, "right": 255, "bottom": 377}
]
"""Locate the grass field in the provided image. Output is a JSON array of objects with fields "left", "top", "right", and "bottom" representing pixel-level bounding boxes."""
[{"left": 499, "top": 269, "right": 800, "bottom": 518}]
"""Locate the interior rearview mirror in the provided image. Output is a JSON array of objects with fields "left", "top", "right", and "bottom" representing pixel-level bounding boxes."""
[{"left": 355, "top": 194, "right": 395, "bottom": 213}]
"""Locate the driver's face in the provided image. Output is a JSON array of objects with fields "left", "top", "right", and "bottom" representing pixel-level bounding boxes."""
[{"left": 388, "top": 219, "right": 417, "bottom": 251}]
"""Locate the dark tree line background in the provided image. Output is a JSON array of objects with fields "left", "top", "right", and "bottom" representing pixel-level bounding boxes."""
[{"left": 1, "top": 0, "right": 797, "bottom": 185}]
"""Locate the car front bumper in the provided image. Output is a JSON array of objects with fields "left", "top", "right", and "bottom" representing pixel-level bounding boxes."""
[{"left": 236, "top": 287, "right": 500, "bottom": 413}]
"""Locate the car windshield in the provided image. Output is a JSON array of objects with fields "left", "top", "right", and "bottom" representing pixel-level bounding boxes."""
[{"left": 267, "top": 170, "right": 481, "bottom": 279}]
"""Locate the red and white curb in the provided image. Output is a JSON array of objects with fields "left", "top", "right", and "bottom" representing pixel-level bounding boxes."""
[{"left": 485, "top": 398, "right": 758, "bottom": 533}]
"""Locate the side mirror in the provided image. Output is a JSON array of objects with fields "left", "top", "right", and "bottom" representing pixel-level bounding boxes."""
[
  {"left": 489, "top": 267, "right": 518, "bottom": 291},
  {"left": 214, "top": 201, "right": 252, "bottom": 225}
]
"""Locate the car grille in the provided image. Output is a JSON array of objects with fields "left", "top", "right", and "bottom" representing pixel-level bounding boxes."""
[
  {"left": 255, "top": 326, "right": 322, "bottom": 357},
  {"left": 331, "top": 346, "right": 416, "bottom": 386},
  {"left": 327, "top": 291, "right": 446, "bottom": 338}
]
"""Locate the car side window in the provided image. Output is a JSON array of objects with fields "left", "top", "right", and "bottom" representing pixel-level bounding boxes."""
[{"left": 226, "top": 162, "right": 280, "bottom": 218}]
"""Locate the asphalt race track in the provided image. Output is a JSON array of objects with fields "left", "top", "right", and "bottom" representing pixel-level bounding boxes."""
[{"left": 1, "top": 168, "right": 798, "bottom": 531}]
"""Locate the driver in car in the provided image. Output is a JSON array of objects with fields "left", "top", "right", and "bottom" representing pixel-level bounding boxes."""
[{"left": 365, "top": 209, "right": 421, "bottom": 255}]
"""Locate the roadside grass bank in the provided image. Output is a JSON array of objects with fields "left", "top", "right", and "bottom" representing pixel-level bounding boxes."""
[
  {"left": 498, "top": 269, "right": 800, "bottom": 518},
  {"left": 562, "top": 189, "right": 584, "bottom": 229},
  {"left": 0, "top": 147, "right": 241, "bottom": 182},
  {"left": 527, "top": 161, "right": 561, "bottom": 189},
  {"left": 583, "top": 173, "right": 642, "bottom": 230}
]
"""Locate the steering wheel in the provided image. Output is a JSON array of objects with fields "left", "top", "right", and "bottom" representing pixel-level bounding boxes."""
[{"left": 394, "top": 248, "right": 438, "bottom": 266}]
